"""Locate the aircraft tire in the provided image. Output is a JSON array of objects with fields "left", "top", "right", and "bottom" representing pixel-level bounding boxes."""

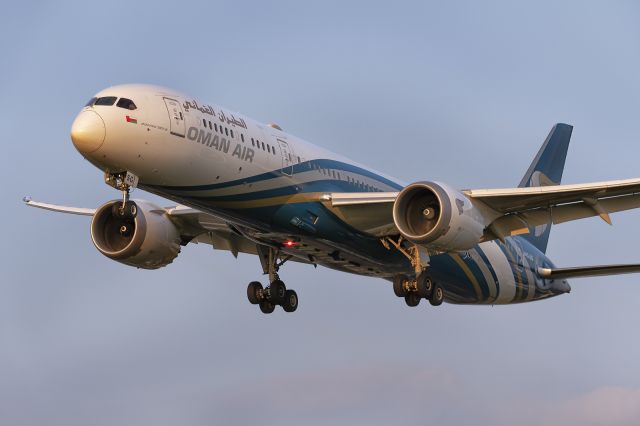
[
  {"left": 269, "top": 280, "right": 287, "bottom": 304},
  {"left": 404, "top": 293, "right": 421, "bottom": 307},
  {"left": 247, "top": 281, "right": 263, "bottom": 304},
  {"left": 259, "top": 301, "right": 275, "bottom": 314},
  {"left": 282, "top": 289, "right": 298, "bottom": 313},
  {"left": 416, "top": 274, "right": 433, "bottom": 298},
  {"left": 429, "top": 284, "right": 444, "bottom": 306},
  {"left": 112, "top": 201, "right": 138, "bottom": 219},
  {"left": 393, "top": 275, "right": 408, "bottom": 297}
]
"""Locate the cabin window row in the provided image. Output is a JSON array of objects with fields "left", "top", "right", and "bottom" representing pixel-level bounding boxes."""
[
  {"left": 202, "top": 119, "right": 235, "bottom": 139},
  {"left": 309, "top": 163, "right": 381, "bottom": 191},
  {"left": 251, "top": 138, "right": 276, "bottom": 155}
]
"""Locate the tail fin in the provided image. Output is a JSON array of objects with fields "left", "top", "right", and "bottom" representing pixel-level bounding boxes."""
[{"left": 518, "top": 123, "right": 573, "bottom": 253}]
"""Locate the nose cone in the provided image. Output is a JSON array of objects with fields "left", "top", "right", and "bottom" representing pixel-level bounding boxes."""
[{"left": 71, "top": 110, "right": 105, "bottom": 154}]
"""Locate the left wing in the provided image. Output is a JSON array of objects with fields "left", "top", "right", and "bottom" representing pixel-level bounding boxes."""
[{"left": 322, "top": 177, "right": 640, "bottom": 238}]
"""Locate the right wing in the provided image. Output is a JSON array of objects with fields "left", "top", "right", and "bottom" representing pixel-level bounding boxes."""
[
  {"left": 23, "top": 196, "right": 95, "bottom": 216},
  {"left": 23, "top": 197, "right": 261, "bottom": 258}
]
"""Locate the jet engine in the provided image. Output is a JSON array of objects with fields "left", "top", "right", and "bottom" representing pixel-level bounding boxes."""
[
  {"left": 392, "top": 181, "right": 487, "bottom": 252},
  {"left": 90, "top": 200, "right": 182, "bottom": 269}
]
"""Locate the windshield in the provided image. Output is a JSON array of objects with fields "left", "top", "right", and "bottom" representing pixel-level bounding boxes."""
[
  {"left": 116, "top": 98, "right": 137, "bottom": 110},
  {"left": 94, "top": 96, "right": 117, "bottom": 106}
]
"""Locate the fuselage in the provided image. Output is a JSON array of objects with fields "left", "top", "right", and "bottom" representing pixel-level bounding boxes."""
[{"left": 70, "top": 84, "right": 569, "bottom": 305}]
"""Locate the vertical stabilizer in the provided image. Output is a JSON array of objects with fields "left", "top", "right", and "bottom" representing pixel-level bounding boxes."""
[{"left": 518, "top": 123, "right": 573, "bottom": 253}]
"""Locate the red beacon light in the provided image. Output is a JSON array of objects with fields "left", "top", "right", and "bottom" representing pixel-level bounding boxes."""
[{"left": 283, "top": 240, "right": 297, "bottom": 248}]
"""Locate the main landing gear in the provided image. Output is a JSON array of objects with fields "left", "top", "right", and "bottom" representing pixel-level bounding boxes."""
[
  {"left": 381, "top": 236, "right": 444, "bottom": 308},
  {"left": 247, "top": 280, "right": 298, "bottom": 313},
  {"left": 393, "top": 273, "right": 444, "bottom": 307},
  {"left": 247, "top": 245, "right": 299, "bottom": 314}
]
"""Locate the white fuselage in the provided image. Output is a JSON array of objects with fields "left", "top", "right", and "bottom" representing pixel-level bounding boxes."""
[{"left": 70, "top": 84, "right": 564, "bottom": 305}]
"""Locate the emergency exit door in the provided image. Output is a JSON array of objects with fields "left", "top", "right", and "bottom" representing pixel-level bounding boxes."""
[
  {"left": 163, "top": 97, "right": 185, "bottom": 137},
  {"left": 277, "top": 139, "right": 294, "bottom": 176}
]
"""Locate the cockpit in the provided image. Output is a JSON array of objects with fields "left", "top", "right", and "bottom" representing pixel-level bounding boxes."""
[{"left": 85, "top": 96, "right": 137, "bottom": 110}]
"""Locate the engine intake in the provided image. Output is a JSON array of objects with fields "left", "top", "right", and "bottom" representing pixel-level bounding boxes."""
[
  {"left": 392, "top": 181, "right": 486, "bottom": 252},
  {"left": 90, "top": 200, "right": 181, "bottom": 269}
]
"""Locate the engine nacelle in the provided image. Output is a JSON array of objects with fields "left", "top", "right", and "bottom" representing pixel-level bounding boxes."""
[
  {"left": 392, "top": 181, "right": 487, "bottom": 252},
  {"left": 90, "top": 200, "right": 181, "bottom": 269}
]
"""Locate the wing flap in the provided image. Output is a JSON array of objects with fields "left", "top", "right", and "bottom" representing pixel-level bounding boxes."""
[{"left": 323, "top": 192, "right": 398, "bottom": 236}]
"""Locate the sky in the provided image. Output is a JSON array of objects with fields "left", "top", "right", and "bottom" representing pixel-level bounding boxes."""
[{"left": 2, "top": 1, "right": 640, "bottom": 425}]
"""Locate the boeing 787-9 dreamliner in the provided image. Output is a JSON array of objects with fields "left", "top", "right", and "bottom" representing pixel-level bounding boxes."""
[{"left": 25, "top": 85, "right": 640, "bottom": 314}]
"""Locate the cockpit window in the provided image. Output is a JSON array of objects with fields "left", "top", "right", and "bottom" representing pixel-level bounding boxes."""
[
  {"left": 116, "top": 98, "right": 137, "bottom": 110},
  {"left": 94, "top": 96, "right": 117, "bottom": 106},
  {"left": 85, "top": 97, "right": 97, "bottom": 107}
]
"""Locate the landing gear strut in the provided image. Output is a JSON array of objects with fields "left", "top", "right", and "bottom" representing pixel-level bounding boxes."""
[
  {"left": 105, "top": 171, "right": 138, "bottom": 219},
  {"left": 246, "top": 245, "right": 299, "bottom": 314},
  {"left": 382, "top": 236, "right": 444, "bottom": 308}
]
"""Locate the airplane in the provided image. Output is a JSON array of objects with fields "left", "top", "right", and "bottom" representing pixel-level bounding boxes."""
[{"left": 24, "top": 84, "right": 640, "bottom": 314}]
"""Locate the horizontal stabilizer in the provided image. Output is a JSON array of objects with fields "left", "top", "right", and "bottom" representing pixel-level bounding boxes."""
[{"left": 537, "top": 264, "right": 640, "bottom": 280}]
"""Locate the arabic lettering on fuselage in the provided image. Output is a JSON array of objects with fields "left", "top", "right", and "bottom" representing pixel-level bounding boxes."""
[
  {"left": 217, "top": 110, "right": 247, "bottom": 129},
  {"left": 182, "top": 100, "right": 215, "bottom": 116}
]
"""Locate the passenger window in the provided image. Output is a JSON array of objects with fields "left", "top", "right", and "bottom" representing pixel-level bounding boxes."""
[
  {"left": 116, "top": 98, "right": 137, "bottom": 110},
  {"left": 202, "top": 119, "right": 207, "bottom": 127},
  {"left": 209, "top": 121, "right": 212, "bottom": 130},
  {"left": 241, "top": 134, "right": 244, "bottom": 142},
  {"left": 261, "top": 141, "right": 265, "bottom": 150},
  {"left": 94, "top": 96, "right": 117, "bottom": 106},
  {"left": 225, "top": 128, "right": 229, "bottom": 136},
  {"left": 214, "top": 123, "right": 218, "bottom": 132},
  {"left": 230, "top": 129, "right": 234, "bottom": 138}
]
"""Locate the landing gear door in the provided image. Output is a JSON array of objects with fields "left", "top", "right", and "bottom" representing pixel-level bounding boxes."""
[
  {"left": 277, "top": 138, "right": 294, "bottom": 176},
  {"left": 163, "top": 97, "right": 185, "bottom": 137}
]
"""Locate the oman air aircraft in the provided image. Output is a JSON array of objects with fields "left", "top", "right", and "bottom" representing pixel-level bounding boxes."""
[{"left": 25, "top": 84, "right": 640, "bottom": 313}]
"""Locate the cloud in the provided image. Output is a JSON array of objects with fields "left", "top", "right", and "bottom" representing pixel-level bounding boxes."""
[{"left": 545, "top": 386, "right": 640, "bottom": 426}]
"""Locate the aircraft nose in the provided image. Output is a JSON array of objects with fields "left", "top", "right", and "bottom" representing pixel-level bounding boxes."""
[{"left": 71, "top": 110, "right": 106, "bottom": 154}]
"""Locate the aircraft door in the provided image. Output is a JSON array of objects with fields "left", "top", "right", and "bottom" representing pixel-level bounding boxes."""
[
  {"left": 163, "top": 97, "right": 186, "bottom": 137},
  {"left": 276, "top": 138, "right": 295, "bottom": 176}
]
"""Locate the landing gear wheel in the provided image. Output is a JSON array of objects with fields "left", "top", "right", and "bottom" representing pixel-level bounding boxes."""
[
  {"left": 416, "top": 274, "right": 433, "bottom": 298},
  {"left": 247, "top": 281, "right": 263, "bottom": 305},
  {"left": 282, "top": 289, "right": 298, "bottom": 313},
  {"left": 393, "top": 275, "right": 408, "bottom": 297},
  {"left": 429, "top": 284, "right": 444, "bottom": 306},
  {"left": 269, "top": 279, "right": 286, "bottom": 304},
  {"left": 404, "top": 293, "right": 421, "bottom": 307},
  {"left": 112, "top": 201, "right": 138, "bottom": 219},
  {"left": 259, "top": 301, "right": 275, "bottom": 314}
]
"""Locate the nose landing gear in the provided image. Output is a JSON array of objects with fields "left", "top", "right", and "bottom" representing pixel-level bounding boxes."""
[{"left": 105, "top": 171, "right": 139, "bottom": 219}]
